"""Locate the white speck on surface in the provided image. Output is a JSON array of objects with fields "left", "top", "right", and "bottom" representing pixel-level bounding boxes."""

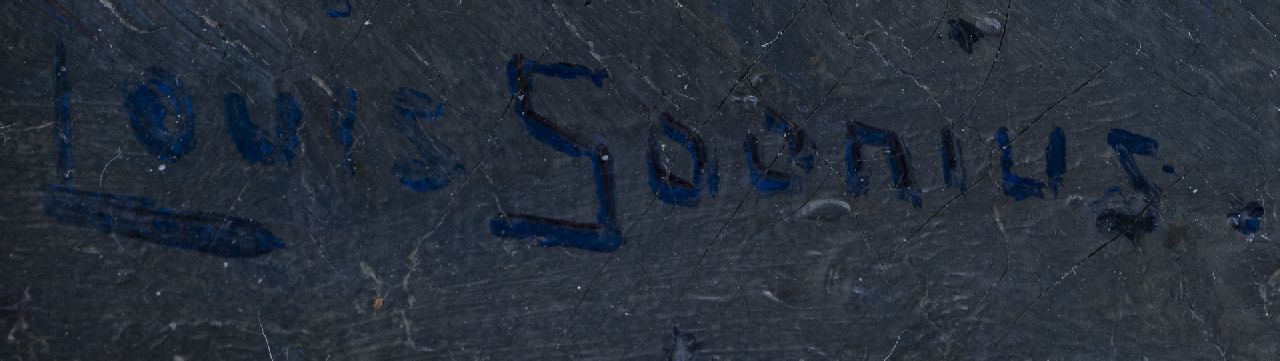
[
  {"left": 974, "top": 15, "right": 1003, "bottom": 34},
  {"left": 799, "top": 198, "right": 853, "bottom": 220},
  {"left": 761, "top": 289, "right": 781, "bottom": 303}
]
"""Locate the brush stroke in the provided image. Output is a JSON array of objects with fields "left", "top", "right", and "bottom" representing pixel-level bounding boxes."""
[
  {"left": 744, "top": 107, "right": 815, "bottom": 192},
  {"left": 1227, "top": 201, "right": 1264, "bottom": 235},
  {"left": 331, "top": 87, "right": 359, "bottom": 173},
  {"left": 390, "top": 87, "right": 464, "bottom": 192},
  {"left": 123, "top": 67, "right": 197, "bottom": 163},
  {"left": 1045, "top": 127, "right": 1067, "bottom": 197},
  {"left": 939, "top": 128, "right": 965, "bottom": 190},
  {"left": 325, "top": 0, "right": 351, "bottom": 18},
  {"left": 846, "top": 122, "right": 921, "bottom": 207},
  {"left": 53, "top": 37, "right": 72, "bottom": 182},
  {"left": 648, "top": 113, "right": 718, "bottom": 206},
  {"left": 994, "top": 127, "right": 1045, "bottom": 201},
  {"left": 489, "top": 54, "right": 620, "bottom": 252},
  {"left": 223, "top": 92, "right": 303, "bottom": 165},
  {"left": 44, "top": 185, "right": 285, "bottom": 257}
]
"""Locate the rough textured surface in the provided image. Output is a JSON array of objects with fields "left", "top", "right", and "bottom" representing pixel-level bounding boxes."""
[{"left": 2, "top": 0, "right": 1279, "bottom": 359}]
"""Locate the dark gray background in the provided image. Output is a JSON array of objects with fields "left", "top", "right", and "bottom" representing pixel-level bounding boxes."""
[{"left": 2, "top": 0, "right": 1279, "bottom": 359}]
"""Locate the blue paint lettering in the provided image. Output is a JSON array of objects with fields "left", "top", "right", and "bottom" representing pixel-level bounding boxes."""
[
  {"left": 489, "top": 54, "right": 620, "bottom": 252},
  {"left": 123, "top": 67, "right": 197, "bottom": 163},
  {"left": 223, "top": 92, "right": 303, "bottom": 165},
  {"left": 390, "top": 87, "right": 464, "bottom": 192},
  {"left": 648, "top": 113, "right": 719, "bottom": 206}
]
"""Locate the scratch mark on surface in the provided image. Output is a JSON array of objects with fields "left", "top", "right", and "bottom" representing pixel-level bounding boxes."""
[
  {"left": 398, "top": 147, "right": 489, "bottom": 352},
  {"left": 862, "top": 38, "right": 953, "bottom": 123},
  {"left": 97, "top": 0, "right": 166, "bottom": 33},
  {"left": 405, "top": 44, "right": 431, "bottom": 68},
  {"left": 663, "top": 1, "right": 817, "bottom": 309},
  {"left": 257, "top": 311, "right": 275, "bottom": 361},
  {"left": 991, "top": 158, "right": 1203, "bottom": 347},
  {"left": 319, "top": 0, "right": 388, "bottom": 82},
  {"left": 199, "top": 14, "right": 270, "bottom": 66},
  {"left": 553, "top": 4, "right": 607, "bottom": 64},
  {"left": 1011, "top": 53, "right": 1120, "bottom": 138},
  {"left": 958, "top": 0, "right": 1015, "bottom": 123},
  {"left": 310, "top": 75, "right": 334, "bottom": 99},
  {"left": 359, "top": 261, "right": 384, "bottom": 300},
  {"left": 44, "top": 0, "right": 113, "bottom": 52},
  {"left": 98, "top": 147, "right": 121, "bottom": 186},
  {"left": 696, "top": 0, "right": 810, "bottom": 127},
  {"left": 888, "top": 170, "right": 993, "bottom": 259},
  {"left": 760, "top": 28, "right": 785, "bottom": 49},
  {"left": 882, "top": 329, "right": 905, "bottom": 361},
  {"left": 1241, "top": 3, "right": 1280, "bottom": 45},
  {"left": 671, "top": 60, "right": 852, "bottom": 316}
]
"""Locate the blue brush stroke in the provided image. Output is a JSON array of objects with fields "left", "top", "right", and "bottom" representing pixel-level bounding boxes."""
[
  {"left": 123, "top": 67, "right": 197, "bottom": 163},
  {"left": 325, "top": 0, "right": 352, "bottom": 17},
  {"left": 390, "top": 87, "right": 464, "bottom": 192},
  {"left": 1045, "top": 127, "right": 1066, "bottom": 197},
  {"left": 763, "top": 108, "right": 815, "bottom": 171},
  {"left": 489, "top": 54, "right": 620, "bottom": 252},
  {"left": 1094, "top": 129, "right": 1164, "bottom": 241},
  {"left": 743, "top": 108, "right": 815, "bottom": 192},
  {"left": 490, "top": 148, "right": 619, "bottom": 252},
  {"left": 846, "top": 122, "right": 922, "bottom": 207},
  {"left": 938, "top": 128, "right": 965, "bottom": 190},
  {"left": 995, "top": 127, "right": 1045, "bottom": 201},
  {"left": 44, "top": 185, "right": 285, "bottom": 257},
  {"left": 707, "top": 161, "right": 720, "bottom": 197},
  {"left": 502, "top": 59, "right": 608, "bottom": 155},
  {"left": 647, "top": 113, "right": 718, "bottom": 207},
  {"left": 1227, "top": 202, "right": 1264, "bottom": 235},
  {"left": 331, "top": 87, "right": 359, "bottom": 173},
  {"left": 393, "top": 87, "right": 445, "bottom": 122},
  {"left": 1106, "top": 128, "right": 1160, "bottom": 200},
  {"left": 54, "top": 37, "right": 72, "bottom": 183},
  {"left": 223, "top": 92, "right": 303, "bottom": 165}
]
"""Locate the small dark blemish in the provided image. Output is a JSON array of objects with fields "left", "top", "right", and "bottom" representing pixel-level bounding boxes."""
[
  {"left": 947, "top": 19, "right": 984, "bottom": 54},
  {"left": 1161, "top": 164, "right": 1176, "bottom": 174},
  {"left": 1162, "top": 224, "right": 1188, "bottom": 250},
  {"left": 1227, "top": 201, "right": 1264, "bottom": 235},
  {"left": 1095, "top": 209, "right": 1156, "bottom": 242}
]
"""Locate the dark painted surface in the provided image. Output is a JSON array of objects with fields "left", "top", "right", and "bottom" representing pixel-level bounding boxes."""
[{"left": 2, "top": 0, "right": 1279, "bottom": 359}]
